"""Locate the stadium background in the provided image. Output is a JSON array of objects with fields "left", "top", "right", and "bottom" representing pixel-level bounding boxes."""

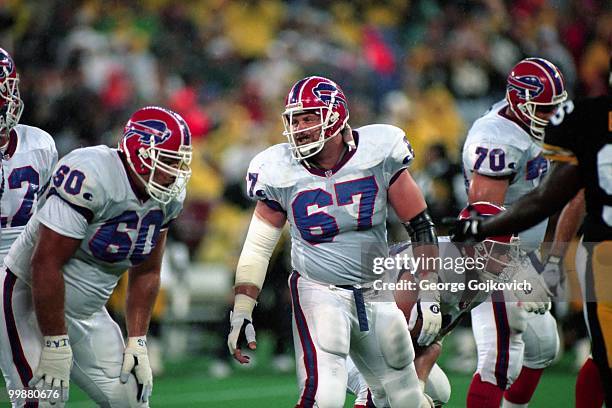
[{"left": 1, "top": 0, "right": 610, "bottom": 406}]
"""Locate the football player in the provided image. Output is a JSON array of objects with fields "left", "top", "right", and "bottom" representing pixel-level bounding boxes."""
[
  {"left": 454, "top": 93, "right": 612, "bottom": 407},
  {"left": 0, "top": 48, "right": 58, "bottom": 261},
  {"left": 227, "top": 76, "right": 440, "bottom": 407},
  {"left": 0, "top": 106, "right": 192, "bottom": 407},
  {"left": 459, "top": 58, "right": 570, "bottom": 408},
  {"left": 350, "top": 203, "right": 548, "bottom": 407}
]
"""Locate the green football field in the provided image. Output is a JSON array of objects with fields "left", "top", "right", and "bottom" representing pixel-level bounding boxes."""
[{"left": 2, "top": 333, "right": 578, "bottom": 407}]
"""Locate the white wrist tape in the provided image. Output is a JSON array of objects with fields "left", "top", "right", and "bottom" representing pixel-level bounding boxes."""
[
  {"left": 233, "top": 293, "right": 258, "bottom": 317},
  {"left": 126, "top": 336, "right": 147, "bottom": 349},
  {"left": 235, "top": 213, "right": 282, "bottom": 290},
  {"left": 43, "top": 335, "right": 70, "bottom": 348}
]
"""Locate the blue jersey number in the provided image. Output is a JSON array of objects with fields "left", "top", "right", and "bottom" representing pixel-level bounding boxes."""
[
  {"left": 473, "top": 147, "right": 506, "bottom": 172},
  {"left": 53, "top": 165, "right": 86, "bottom": 196},
  {"left": 292, "top": 176, "right": 378, "bottom": 245},
  {"left": 1, "top": 166, "right": 40, "bottom": 228},
  {"left": 292, "top": 189, "right": 339, "bottom": 244},
  {"left": 89, "top": 209, "right": 164, "bottom": 265},
  {"left": 335, "top": 176, "right": 379, "bottom": 230}
]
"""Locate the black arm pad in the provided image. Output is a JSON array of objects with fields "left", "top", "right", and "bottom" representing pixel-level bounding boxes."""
[{"left": 403, "top": 210, "right": 438, "bottom": 246}]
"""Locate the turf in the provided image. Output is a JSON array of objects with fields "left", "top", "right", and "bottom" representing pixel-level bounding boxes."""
[
  {"left": 63, "top": 363, "right": 576, "bottom": 407},
  {"left": 2, "top": 334, "right": 578, "bottom": 407}
]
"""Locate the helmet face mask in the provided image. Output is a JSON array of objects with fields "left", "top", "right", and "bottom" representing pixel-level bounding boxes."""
[
  {"left": 120, "top": 107, "right": 192, "bottom": 204},
  {"left": 0, "top": 48, "right": 23, "bottom": 137},
  {"left": 282, "top": 76, "right": 349, "bottom": 161},
  {"left": 473, "top": 237, "right": 521, "bottom": 283},
  {"left": 505, "top": 57, "right": 567, "bottom": 142},
  {"left": 283, "top": 108, "right": 329, "bottom": 159}
]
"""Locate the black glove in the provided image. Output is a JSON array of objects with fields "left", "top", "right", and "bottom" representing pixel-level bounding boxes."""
[{"left": 450, "top": 212, "right": 486, "bottom": 244}]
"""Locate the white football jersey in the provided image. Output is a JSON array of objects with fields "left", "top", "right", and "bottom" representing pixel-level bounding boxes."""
[
  {"left": 0, "top": 125, "right": 58, "bottom": 260},
  {"left": 4, "top": 145, "right": 184, "bottom": 318},
  {"left": 247, "top": 124, "right": 414, "bottom": 285},
  {"left": 462, "top": 100, "right": 549, "bottom": 251}
]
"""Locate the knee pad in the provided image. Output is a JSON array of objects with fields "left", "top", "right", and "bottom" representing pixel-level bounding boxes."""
[
  {"left": 425, "top": 363, "right": 451, "bottom": 405},
  {"left": 377, "top": 307, "right": 414, "bottom": 370},
  {"left": 75, "top": 371, "right": 147, "bottom": 408},
  {"left": 313, "top": 304, "right": 350, "bottom": 356},
  {"left": 523, "top": 313, "right": 560, "bottom": 368},
  {"left": 314, "top": 380, "right": 347, "bottom": 408},
  {"left": 381, "top": 367, "right": 423, "bottom": 408}
]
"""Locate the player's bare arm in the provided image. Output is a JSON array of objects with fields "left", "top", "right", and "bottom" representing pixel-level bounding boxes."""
[
  {"left": 388, "top": 169, "right": 442, "bottom": 346},
  {"left": 414, "top": 342, "right": 442, "bottom": 385},
  {"left": 117, "top": 228, "right": 167, "bottom": 404},
  {"left": 31, "top": 225, "right": 81, "bottom": 335},
  {"left": 549, "top": 189, "right": 585, "bottom": 258},
  {"left": 229, "top": 200, "right": 285, "bottom": 363},
  {"left": 126, "top": 229, "right": 167, "bottom": 337},
  {"left": 536, "top": 189, "right": 586, "bottom": 296},
  {"left": 467, "top": 172, "right": 510, "bottom": 205},
  {"left": 477, "top": 163, "right": 582, "bottom": 238},
  {"left": 388, "top": 169, "right": 427, "bottom": 221},
  {"left": 388, "top": 169, "right": 428, "bottom": 316}
]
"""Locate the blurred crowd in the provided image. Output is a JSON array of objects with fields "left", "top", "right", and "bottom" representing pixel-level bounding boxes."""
[
  {"left": 2, "top": 0, "right": 610, "bottom": 263},
  {"left": 1, "top": 0, "right": 609, "bottom": 374}
]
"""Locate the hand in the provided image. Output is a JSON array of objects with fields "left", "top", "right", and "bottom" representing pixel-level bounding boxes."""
[
  {"left": 450, "top": 212, "right": 485, "bottom": 244},
  {"left": 541, "top": 255, "right": 564, "bottom": 298},
  {"left": 509, "top": 259, "right": 552, "bottom": 314},
  {"left": 29, "top": 335, "right": 72, "bottom": 404},
  {"left": 409, "top": 293, "right": 442, "bottom": 346},
  {"left": 227, "top": 311, "right": 257, "bottom": 364},
  {"left": 120, "top": 336, "right": 153, "bottom": 403},
  {"left": 519, "top": 300, "right": 552, "bottom": 314}
]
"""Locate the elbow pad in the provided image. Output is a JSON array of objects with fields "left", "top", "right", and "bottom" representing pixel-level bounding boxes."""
[
  {"left": 235, "top": 213, "right": 283, "bottom": 290},
  {"left": 403, "top": 210, "right": 438, "bottom": 246}
]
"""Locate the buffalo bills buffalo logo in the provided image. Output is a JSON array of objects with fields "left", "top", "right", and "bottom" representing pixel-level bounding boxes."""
[
  {"left": 507, "top": 75, "right": 544, "bottom": 99},
  {"left": 125, "top": 119, "right": 172, "bottom": 145},
  {"left": 313, "top": 82, "right": 347, "bottom": 110},
  {"left": 0, "top": 52, "right": 15, "bottom": 79}
]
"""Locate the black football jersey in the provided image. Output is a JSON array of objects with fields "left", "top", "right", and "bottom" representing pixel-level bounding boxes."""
[{"left": 543, "top": 95, "right": 612, "bottom": 242}]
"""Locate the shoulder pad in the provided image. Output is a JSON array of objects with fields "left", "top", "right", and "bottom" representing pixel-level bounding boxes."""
[
  {"left": 248, "top": 143, "right": 301, "bottom": 190},
  {"left": 47, "top": 146, "right": 114, "bottom": 221},
  {"left": 356, "top": 124, "right": 411, "bottom": 161}
]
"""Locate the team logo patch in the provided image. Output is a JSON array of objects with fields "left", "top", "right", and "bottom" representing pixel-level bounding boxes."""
[
  {"left": 125, "top": 119, "right": 172, "bottom": 145},
  {"left": 507, "top": 75, "right": 544, "bottom": 99},
  {"left": 313, "top": 82, "right": 347, "bottom": 109},
  {"left": 525, "top": 155, "right": 549, "bottom": 181},
  {"left": 0, "top": 52, "right": 14, "bottom": 78}
]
